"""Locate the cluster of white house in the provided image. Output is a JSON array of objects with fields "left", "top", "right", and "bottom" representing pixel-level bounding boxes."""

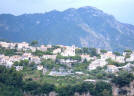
[
  {"left": 1, "top": 41, "right": 134, "bottom": 74},
  {"left": 0, "top": 53, "right": 41, "bottom": 68},
  {"left": 88, "top": 51, "right": 134, "bottom": 73},
  {"left": 0, "top": 41, "right": 76, "bottom": 56},
  {"left": 0, "top": 41, "right": 76, "bottom": 72}
]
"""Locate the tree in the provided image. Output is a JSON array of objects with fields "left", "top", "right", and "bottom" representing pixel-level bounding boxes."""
[
  {"left": 14, "top": 60, "right": 29, "bottom": 66},
  {"left": 41, "top": 59, "right": 55, "bottom": 70},
  {"left": 83, "top": 47, "right": 89, "bottom": 54},
  {"left": 112, "top": 72, "right": 134, "bottom": 87},
  {"left": 124, "top": 49, "right": 132, "bottom": 53},
  {"left": 96, "top": 73, "right": 104, "bottom": 79},
  {"left": 0, "top": 66, "right": 23, "bottom": 96},
  {"left": 0, "top": 66, "right": 23, "bottom": 87},
  {"left": 57, "top": 85, "right": 74, "bottom": 96},
  {"left": 15, "top": 44, "right": 18, "bottom": 49},
  {"left": 22, "top": 81, "right": 41, "bottom": 95},
  {"left": 75, "top": 48, "right": 82, "bottom": 55},
  {"left": 0, "top": 47, "right": 17, "bottom": 56},
  {"left": 113, "top": 52, "right": 121, "bottom": 56},
  {"left": 95, "top": 82, "right": 112, "bottom": 96},
  {"left": 41, "top": 83, "right": 55, "bottom": 95},
  {"left": 125, "top": 53, "right": 130, "bottom": 59},
  {"left": 30, "top": 40, "right": 38, "bottom": 46},
  {"left": 89, "top": 48, "right": 99, "bottom": 57},
  {"left": 106, "top": 58, "right": 125, "bottom": 67},
  {"left": 101, "top": 50, "right": 107, "bottom": 54}
]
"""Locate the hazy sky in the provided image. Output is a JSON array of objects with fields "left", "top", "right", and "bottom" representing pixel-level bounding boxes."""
[{"left": 0, "top": 0, "right": 134, "bottom": 25}]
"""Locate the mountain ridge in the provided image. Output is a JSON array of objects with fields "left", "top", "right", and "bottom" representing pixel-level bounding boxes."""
[{"left": 0, "top": 6, "right": 134, "bottom": 51}]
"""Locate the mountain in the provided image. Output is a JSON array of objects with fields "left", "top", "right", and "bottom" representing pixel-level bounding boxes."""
[{"left": 0, "top": 6, "right": 134, "bottom": 51}]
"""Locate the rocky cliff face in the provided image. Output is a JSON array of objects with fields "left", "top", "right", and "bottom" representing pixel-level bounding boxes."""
[
  {"left": 0, "top": 6, "right": 134, "bottom": 51},
  {"left": 112, "top": 81, "right": 134, "bottom": 96}
]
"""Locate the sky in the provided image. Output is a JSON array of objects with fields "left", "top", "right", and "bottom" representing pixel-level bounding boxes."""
[{"left": 0, "top": 0, "right": 134, "bottom": 25}]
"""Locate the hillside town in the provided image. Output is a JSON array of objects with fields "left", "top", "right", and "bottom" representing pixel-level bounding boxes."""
[
  {"left": 1, "top": 41, "right": 134, "bottom": 96},
  {"left": 0, "top": 41, "right": 134, "bottom": 77}
]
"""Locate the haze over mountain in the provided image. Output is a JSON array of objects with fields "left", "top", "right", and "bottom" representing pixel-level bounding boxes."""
[{"left": 0, "top": 6, "right": 134, "bottom": 51}]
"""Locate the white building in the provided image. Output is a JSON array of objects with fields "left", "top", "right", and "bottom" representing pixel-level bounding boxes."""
[
  {"left": 88, "top": 59, "right": 107, "bottom": 70},
  {"left": 9, "top": 55, "right": 21, "bottom": 62},
  {"left": 47, "top": 45, "right": 52, "bottom": 48},
  {"left": 37, "top": 45, "right": 47, "bottom": 52},
  {"left": 30, "top": 56, "right": 41, "bottom": 64},
  {"left": 126, "top": 53, "right": 134, "bottom": 62},
  {"left": 53, "top": 48, "right": 61, "bottom": 54},
  {"left": 84, "top": 79, "right": 96, "bottom": 82},
  {"left": 22, "top": 53, "right": 32, "bottom": 58},
  {"left": 0, "top": 42, "right": 10, "bottom": 48},
  {"left": 115, "top": 56, "right": 125, "bottom": 63},
  {"left": 61, "top": 45, "right": 75, "bottom": 56},
  {"left": 21, "top": 53, "right": 32, "bottom": 60},
  {"left": 9, "top": 43, "right": 17, "bottom": 49},
  {"left": 5, "top": 61, "right": 13, "bottom": 68},
  {"left": 43, "top": 68, "right": 48, "bottom": 75},
  {"left": 15, "top": 66, "right": 23, "bottom": 71},
  {"left": 107, "top": 65, "right": 118, "bottom": 73},
  {"left": 121, "top": 63, "right": 134, "bottom": 71},
  {"left": 29, "top": 46, "right": 36, "bottom": 52},
  {"left": 80, "top": 55, "right": 91, "bottom": 61},
  {"left": 96, "top": 48, "right": 101, "bottom": 54},
  {"left": 75, "top": 72, "right": 84, "bottom": 75},
  {"left": 37, "top": 65, "right": 43, "bottom": 70},
  {"left": 101, "top": 51, "right": 116, "bottom": 61},
  {"left": 17, "top": 42, "right": 29, "bottom": 50},
  {"left": 0, "top": 55, "right": 14, "bottom": 67},
  {"left": 59, "top": 59, "right": 78, "bottom": 67},
  {"left": 48, "top": 71, "right": 72, "bottom": 76},
  {"left": 42, "top": 55, "right": 57, "bottom": 61}
]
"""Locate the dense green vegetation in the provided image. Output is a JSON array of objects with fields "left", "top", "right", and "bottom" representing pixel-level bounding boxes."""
[
  {"left": 41, "top": 59, "right": 68, "bottom": 70},
  {"left": 14, "top": 60, "right": 29, "bottom": 66},
  {"left": 33, "top": 50, "right": 53, "bottom": 56},
  {"left": 113, "top": 52, "right": 121, "bottom": 56},
  {"left": 0, "top": 66, "right": 23, "bottom": 96},
  {"left": 48, "top": 45, "right": 60, "bottom": 51},
  {"left": 112, "top": 71, "right": 134, "bottom": 87},
  {"left": 88, "top": 67, "right": 112, "bottom": 80},
  {"left": 100, "top": 50, "right": 107, "bottom": 54},
  {"left": 106, "top": 58, "right": 126, "bottom": 67},
  {"left": 72, "top": 61, "right": 89, "bottom": 72},
  {"left": 57, "top": 82, "right": 112, "bottom": 96},
  {"left": 124, "top": 49, "right": 132, "bottom": 53},
  {"left": 0, "top": 65, "right": 113, "bottom": 96},
  {"left": 75, "top": 48, "right": 100, "bottom": 57},
  {"left": 1, "top": 63, "right": 134, "bottom": 96},
  {"left": 30, "top": 40, "right": 38, "bottom": 46},
  {"left": 0, "top": 47, "right": 18, "bottom": 56}
]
